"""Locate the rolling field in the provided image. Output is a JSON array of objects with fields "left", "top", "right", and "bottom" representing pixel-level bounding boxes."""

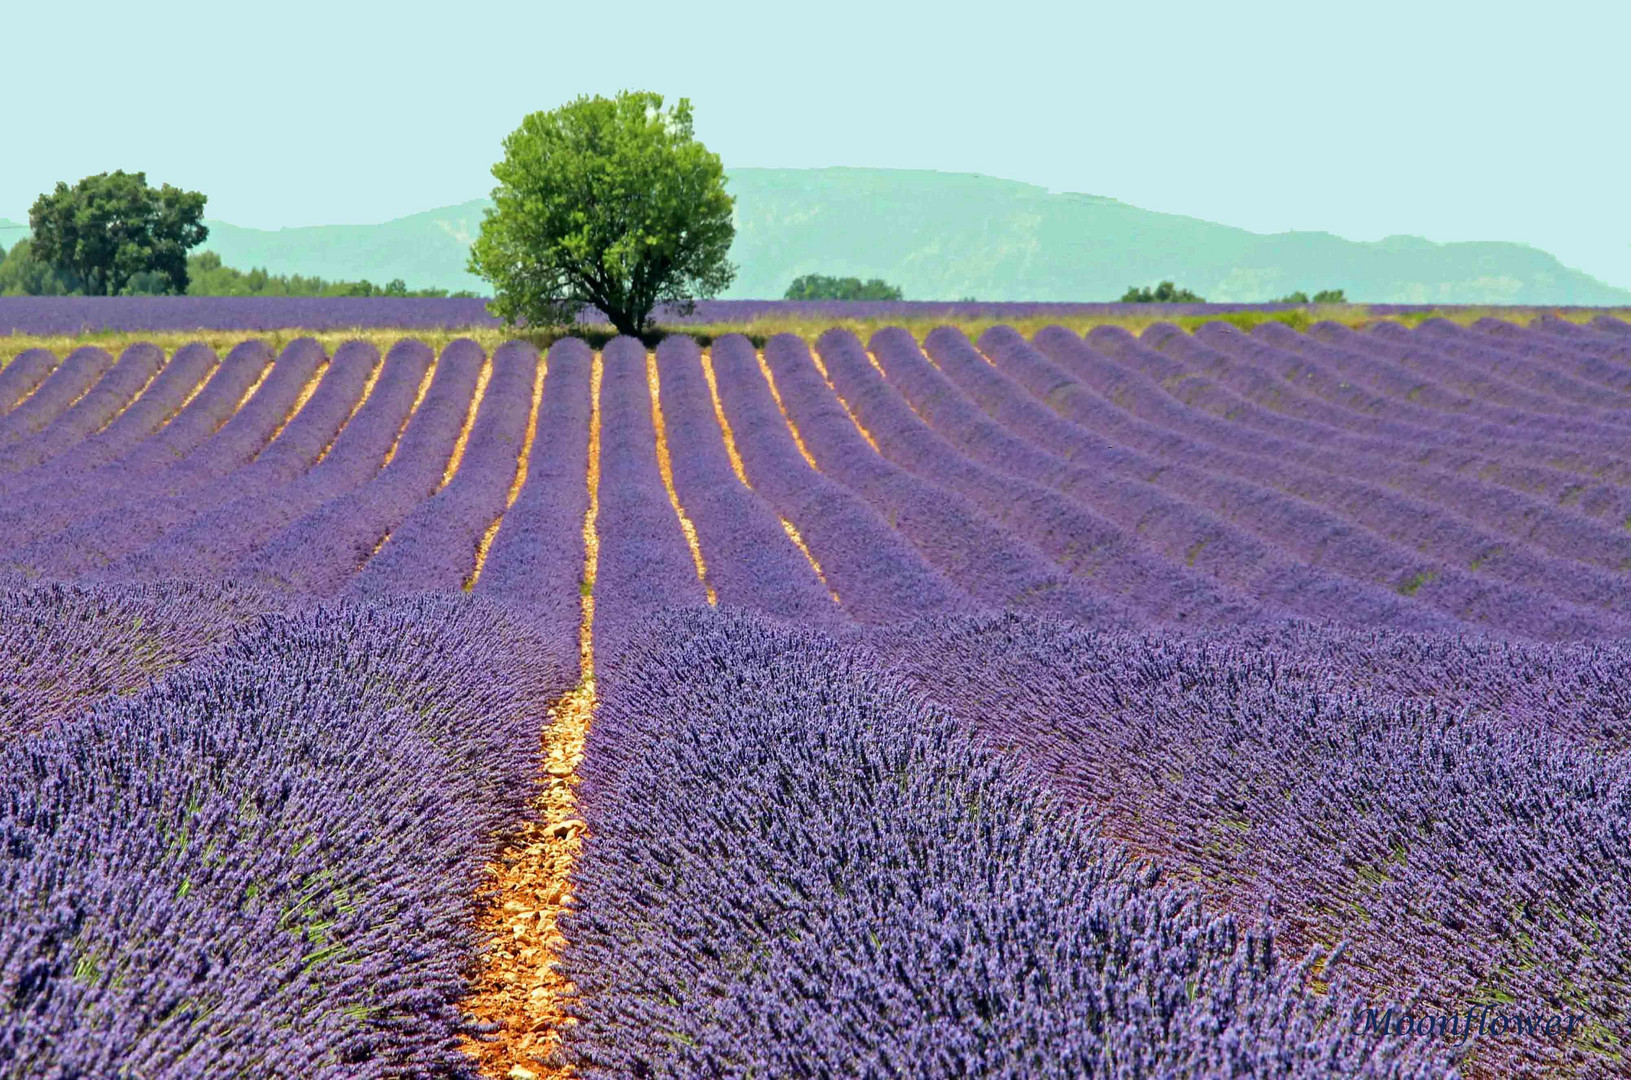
[{"left": 3, "top": 314, "right": 1631, "bottom": 1077}]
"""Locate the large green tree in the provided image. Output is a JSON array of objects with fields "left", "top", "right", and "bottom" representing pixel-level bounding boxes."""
[
  {"left": 28, "top": 171, "right": 208, "bottom": 296},
  {"left": 469, "top": 92, "right": 735, "bottom": 337}
]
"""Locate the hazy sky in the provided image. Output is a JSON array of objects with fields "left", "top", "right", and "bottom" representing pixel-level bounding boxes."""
[{"left": 6, "top": 0, "right": 1628, "bottom": 286}]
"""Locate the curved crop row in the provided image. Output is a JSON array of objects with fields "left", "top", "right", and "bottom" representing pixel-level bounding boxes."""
[
  {"left": 0, "top": 349, "right": 58, "bottom": 416},
  {"left": 708, "top": 334, "right": 973, "bottom": 623},
  {"left": 986, "top": 328, "right": 1613, "bottom": 640},
  {"left": 350, "top": 342, "right": 539, "bottom": 599},
  {"left": 560, "top": 608, "right": 1447, "bottom": 1078},
  {"left": 0, "top": 595, "right": 565, "bottom": 1076},
  {"left": 0, "top": 343, "right": 165, "bottom": 474},
  {"left": 475, "top": 338, "right": 593, "bottom": 672},
  {"left": 24, "top": 340, "right": 338, "bottom": 580},
  {"left": 112, "top": 342, "right": 414, "bottom": 583},
  {"left": 865, "top": 613, "right": 1631, "bottom": 1077},
  {"left": 1198, "top": 322, "right": 1631, "bottom": 528},
  {"left": 592, "top": 337, "right": 708, "bottom": 664},
  {"left": 1057, "top": 327, "right": 1631, "bottom": 623},
  {"left": 786, "top": 331, "right": 1134, "bottom": 627},
  {"left": 853, "top": 327, "right": 1265, "bottom": 627},
  {"left": 0, "top": 343, "right": 219, "bottom": 498},
  {"left": 918, "top": 327, "right": 1456, "bottom": 632},
  {"left": 243, "top": 341, "right": 481, "bottom": 598},
  {"left": 0, "top": 346, "right": 114, "bottom": 449},
  {"left": 652, "top": 335, "right": 843, "bottom": 627}
]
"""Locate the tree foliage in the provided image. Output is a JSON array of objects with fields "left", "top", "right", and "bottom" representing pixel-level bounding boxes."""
[
  {"left": 0, "top": 239, "right": 76, "bottom": 296},
  {"left": 28, "top": 171, "right": 208, "bottom": 296},
  {"left": 1278, "top": 288, "right": 1348, "bottom": 304},
  {"left": 783, "top": 274, "right": 904, "bottom": 301},
  {"left": 1121, "top": 281, "right": 1205, "bottom": 303},
  {"left": 469, "top": 91, "right": 735, "bottom": 336}
]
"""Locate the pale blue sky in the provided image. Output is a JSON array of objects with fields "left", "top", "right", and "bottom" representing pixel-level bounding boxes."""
[{"left": 5, "top": 0, "right": 1627, "bottom": 286}]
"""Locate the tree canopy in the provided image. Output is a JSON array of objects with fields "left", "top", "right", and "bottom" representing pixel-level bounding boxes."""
[
  {"left": 783, "top": 274, "right": 904, "bottom": 301},
  {"left": 28, "top": 171, "right": 208, "bottom": 296},
  {"left": 469, "top": 91, "right": 735, "bottom": 337},
  {"left": 1277, "top": 288, "right": 1348, "bottom": 304},
  {"left": 1121, "top": 281, "right": 1205, "bottom": 303}
]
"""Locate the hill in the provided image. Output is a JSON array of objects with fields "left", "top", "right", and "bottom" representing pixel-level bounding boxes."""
[{"left": 9, "top": 171, "right": 1630, "bottom": 304}]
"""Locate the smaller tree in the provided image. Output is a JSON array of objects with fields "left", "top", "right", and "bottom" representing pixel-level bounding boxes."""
[
  {"left": 1277, "top": 290, "right": 1311, "bottom": 304},
  {"left": 28, "top": 171, "right": 208, "bottom": 295},
  {"left": 784, "top": 274, "right": 904, "bottom": 301},
  {"left": 1312, "top": 288, "right": 1346, "bottom": 303},
  {"left": 0, "top": 238, "right": 75, "bottom": 296},
  {"left": 1121, "top": 281, "right": 1204, "bottom": 303},
  {"left": 470, "top": 91, "right": 735, "bottom": 336}
]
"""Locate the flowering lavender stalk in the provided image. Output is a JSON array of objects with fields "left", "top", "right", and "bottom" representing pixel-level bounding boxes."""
[
  {"left": 653, "top": 335, "right": 845, "bottom": 627},
  {"left": 709, "top": 333, "right": 973, "bottom": 623},
  {"left": 863, "top": 611, "right": 1631, "bottom": 1077},
  {"left": 0, "top": 594, "right": 566, "bottom": 1076},
  {"left": 0, "top": 579, "right": 271, "bottom": 745},
  {"left": 560, "top": 607, "right": 1450, "bottom": 1078}
]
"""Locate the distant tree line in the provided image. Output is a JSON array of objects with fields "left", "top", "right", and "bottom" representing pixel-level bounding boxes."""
[
  {"left": 1121, "top": 281, "right": 1205, "bottom": 303},
  {"left": 1277, "top": 289, "right": 1347, "bottom": 303},
  {"left": 785, "top": 274, "right": 904, "bottom": 301},
  {"left": 0, "top": 241, "right": 469, "bottom": 299}
]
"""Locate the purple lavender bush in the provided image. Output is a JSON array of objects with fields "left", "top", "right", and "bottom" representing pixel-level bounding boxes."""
[
  {"left": 0, "top": 595, "right": 567, "bottom": 1077},
  {"left": 559, "top": 608, "right": 1451, "bottom": 1078}
]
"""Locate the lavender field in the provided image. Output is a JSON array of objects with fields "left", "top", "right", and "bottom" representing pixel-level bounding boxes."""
[{"left": 3, "top": 314, "right": 1631, "bottom": 1078}]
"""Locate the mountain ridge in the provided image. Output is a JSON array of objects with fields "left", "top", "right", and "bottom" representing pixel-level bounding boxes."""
[{"left": 6, "top": 169, "right": 1628, "bottom": 304}]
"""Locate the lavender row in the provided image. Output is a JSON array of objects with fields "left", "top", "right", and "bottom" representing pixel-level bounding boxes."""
[
  {"left": 1198, "top": 322, "right": 1631, "bottom": 529},
  {"left": 0, "top": 346, "right": 113, "bottom": 449},
  {"left": 708, "top": 334, "right": 974, "bottom": 623},
  {"left": 242, "top": 342, "right": 481, "bottom": 598},
  {"left": 1145, "top": 323, "right": 1631, "bottom": 570},
  {"left": 864, "top": 613, "right": 1631, "bottom": 1077},
  {"left": 0, "top": 342, "right": 251, "bottom": 557},
  {"left": 1319, "top": 323, "right": 1631, "bottom": 467},
  {"left": 785, "top": 331, "right": 1135, "bottom": 627},
  {"left": 350, "top": 343, "right": 539, "bottom": 599},
  {"left": 590, "top": 337, "right": 708, "bottom": 665},
  {"left": 23, "top": 340, "right": 335, "bottom": 581},
  {"left": 0, "top": 344, "right": 163, "bottom": 473},
  {"left": 0, "top": 343, "right": 219, "bottom": 497},
  {"left": 0, "top": 349, "right": 56, "bottom": 415},
  {"left": 0, "top": 594, "right": 566, "bottom": 1077},
  {"left": 1384, "top": 319, "right": 1631, "bottom": 414},
  {"left": 0, "top": 580, "right": 271, "bottom": 745},
  {"left": 851, "top": 328, "right": 1267, "bottom": 627},
  {"left": 1056, "top": 328, "right": 1631, "bottom": 623},
  {"left": 1461, "top": 319, "right": 1631, "bottom": 396},
  {"left": 474, "top": 338, "right": 593, "bottom": 673},
  {"left": 916, "top": 328, "right": 1457, "bottom": 632},
  {"left": 111, "top": 342, "right": 410, "bottom": 583},
  {"left": 0, "top": 342, "right": 311, "bottom": 580},
  {"left": 988, "top": 328, "right": 1614, "bottom": 640},
  {"left": 560, "top": 608, "right": 1445, "bottom": 1078},
  {"left": 652, "top": 335, "right": 845, "bottom": 627}
]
